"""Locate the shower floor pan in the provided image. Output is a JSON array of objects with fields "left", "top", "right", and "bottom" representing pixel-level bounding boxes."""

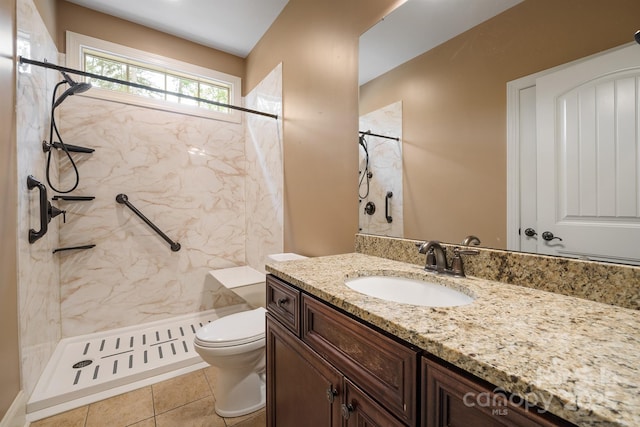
[{"left": 27, "top": 305, "right": 246, "bottom": 421}]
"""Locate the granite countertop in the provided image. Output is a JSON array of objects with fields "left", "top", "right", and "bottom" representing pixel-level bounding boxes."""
[{"left": 265, "top": 252, "right": 640, "bottom": 427}]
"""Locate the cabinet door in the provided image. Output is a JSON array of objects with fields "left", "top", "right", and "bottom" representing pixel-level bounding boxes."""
[
  {"left": 343, "top": 379, "right": 407, "bottom": 427},
  {"left": 302, "top": 295, "right": 418, "bottom": 425},
  {"left": 422, "top": 358, "right": 574, "bottom": 427},
  {"left": 267, "top": 314, "right": 342, "bottom": 427}
]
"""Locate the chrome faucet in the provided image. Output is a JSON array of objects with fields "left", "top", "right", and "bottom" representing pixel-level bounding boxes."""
[{"left": 417, "top": 240, "right": 448, "bottom": 273}]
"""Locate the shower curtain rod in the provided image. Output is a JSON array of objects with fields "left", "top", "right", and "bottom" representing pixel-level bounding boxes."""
[
  {"left": 359, "top": 130, "right": 399, "bottom": 141},
  {"left": 18, "top": 56, "right": 279, "bottom": 120}
]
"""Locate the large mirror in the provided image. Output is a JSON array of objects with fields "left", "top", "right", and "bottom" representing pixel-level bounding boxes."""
[{"left": 358, "top": 0, "right": 640, "bottom": 265}]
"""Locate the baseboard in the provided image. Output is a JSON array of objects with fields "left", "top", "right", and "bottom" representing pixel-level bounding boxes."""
[{"left": 0, "top": 391, "right": 28, "bottom": 427}]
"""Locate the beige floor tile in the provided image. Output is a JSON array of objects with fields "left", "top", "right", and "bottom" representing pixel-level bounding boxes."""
[
  {"left": 155, "top": 396, "right": 225, "bottom": 427},
  {"left": 224, "top": 409, "right": 266, "bottom": 427},
  {"left": 152, "top": 370, "right": 212, "bottom": 414},
  {"left": 202, "top": 366, "right": 218, "bottom": 394},
  {"left": 29, "top": 406, "right": 88, "bottom": 427},
  {"left": 85, "top": 386, "right": 154, "bottom": 427},
  {"left": 127, "top": 417, "right": 156, "bottom": 427}
]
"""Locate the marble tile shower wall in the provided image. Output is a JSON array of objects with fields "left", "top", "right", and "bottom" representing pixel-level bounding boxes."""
[
  {"left": 244, "top": 63, "right": 284, "bottom": 271},
  {"left": 15, "top": 0, "right": 283, "bottom": 395},
  {"left": 358, "top": 101, "right": 403, "bottom": 237},
  {"left": 16, "top": 0, "right": 63, "bottom": 397},
  {"left": 57, "top": 67, "right": 283, "bottom": 337}
]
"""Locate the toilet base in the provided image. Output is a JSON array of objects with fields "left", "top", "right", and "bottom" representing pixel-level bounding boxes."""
[{"left": 212, "top": 367, "right": 266, "bottom": 417}]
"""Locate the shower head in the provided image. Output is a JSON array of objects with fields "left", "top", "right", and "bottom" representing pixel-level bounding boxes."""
[
  {"left": 635, "top": 30, "right": 640, "bottom": 45},
  {"left": 53, "top": 72, "right": 91, "bottom": 108}
]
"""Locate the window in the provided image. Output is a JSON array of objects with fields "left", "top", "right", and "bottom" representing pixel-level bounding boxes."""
[{"left": 66, "top": 32, "right": 241, "bottom": 123}]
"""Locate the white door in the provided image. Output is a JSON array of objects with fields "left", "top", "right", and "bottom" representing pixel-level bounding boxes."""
[{"left": 535, "top": 44, "right": 640, "bottom": 265}]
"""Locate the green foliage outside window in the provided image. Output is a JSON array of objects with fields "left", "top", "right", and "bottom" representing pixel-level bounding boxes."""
[{"left": 84, "top": 51, "right": 231, "bottom": 113}]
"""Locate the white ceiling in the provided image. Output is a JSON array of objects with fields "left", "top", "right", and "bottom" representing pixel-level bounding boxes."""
[
  {"left": 65, "top": 0, "right": 290, "bottom": 58},
  {"left": 359, "top": 0, "right": 524, "bottom": 84},
  {"left": 66, "top": 0, "right": 523, "bottom": 84}
]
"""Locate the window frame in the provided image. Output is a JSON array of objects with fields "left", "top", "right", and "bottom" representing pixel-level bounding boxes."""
[{"left": 66, "top": 31, "right": 242, "bottom": 123}]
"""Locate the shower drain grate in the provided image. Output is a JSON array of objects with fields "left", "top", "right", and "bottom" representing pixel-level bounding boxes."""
[{"left": 27, "top": 305, "right": 246, "bottom": 419}]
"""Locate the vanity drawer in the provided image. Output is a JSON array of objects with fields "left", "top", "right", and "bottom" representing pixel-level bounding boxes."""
[
  {"left": 266, "top": 275, "right": 300, "bottom": 335},
  {"left": 302, "top": 294, "right": 418, "bottom": 425}
]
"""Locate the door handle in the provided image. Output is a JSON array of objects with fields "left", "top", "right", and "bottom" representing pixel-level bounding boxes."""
[
  {"left": 541, "top": 231, "right": 563, "bottom": 241},
  {"left": 524, "top": 228, "right": 537, "bottom": 237}
]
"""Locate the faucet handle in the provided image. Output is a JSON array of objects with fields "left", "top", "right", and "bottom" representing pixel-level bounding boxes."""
[{"left": 450, "top": 246, "right": 479, "bottom": 277}]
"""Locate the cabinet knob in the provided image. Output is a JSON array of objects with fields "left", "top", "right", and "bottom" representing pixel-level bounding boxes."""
[
  {"left": 276, "top": 297, "right": 288, "bottom": 308},
  {"left": 326, "top": 386, "right": 337, "bottom": 403},
  {"left": 341, "top": 403, "right": 354, "bottom": 420}
]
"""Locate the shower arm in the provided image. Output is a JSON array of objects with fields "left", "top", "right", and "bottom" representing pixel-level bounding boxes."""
[{"left": 19, "top": 57, "right": 278, "bottom": 120}]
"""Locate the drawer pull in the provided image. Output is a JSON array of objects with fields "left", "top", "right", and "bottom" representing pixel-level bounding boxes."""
[
  {"left": 276, "top": 297, "right": 289, "bottom": 308},
  {"left": 341, "top": 403, "right": 354, "bottom": 419},
  {"left": 326, "top": 386, "right": 338, "bottom": 403}
]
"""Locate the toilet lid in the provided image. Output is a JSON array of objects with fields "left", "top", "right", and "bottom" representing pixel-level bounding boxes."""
[{"left": 195, "top": 307, "right": 266, "bottom": 348}]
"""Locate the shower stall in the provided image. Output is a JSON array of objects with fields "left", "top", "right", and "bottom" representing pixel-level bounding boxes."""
[
  {"left": 17, "top": 0, "right": 283, "bottom": 420},
  {"left": 358, "top": 101, "right": 404, "bottom": 237}
]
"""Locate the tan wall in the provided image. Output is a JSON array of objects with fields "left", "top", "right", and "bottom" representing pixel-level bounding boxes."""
[
  {"left": 56, "top": 0, "right": 245, "bottom": 83},
  {"left": 246, "top": 0, "right": 403, "bottom": 256},
  {"left": 0, "top": 0, "right": 21, "bottom": 417},
  {"left": 359, "top": 0, "right": 640, "bottom": 248},
  {"left": 33, "top": 0, "right": 55, "bottom": 39}
]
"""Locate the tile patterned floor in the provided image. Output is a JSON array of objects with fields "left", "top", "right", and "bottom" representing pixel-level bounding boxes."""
[{"left": 30, "top": 367, "right": 265, "bottom": 427}]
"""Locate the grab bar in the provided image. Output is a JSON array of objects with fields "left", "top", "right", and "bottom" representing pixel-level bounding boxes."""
[
  {"left": 27, "top": 175, "right": 48, "bottom": 243},
  {"left": 116, "top": 193, "right": 181, "bottom": 252},
  {"left": 385, "top": 191, "right": 393, "bottom": 223}
]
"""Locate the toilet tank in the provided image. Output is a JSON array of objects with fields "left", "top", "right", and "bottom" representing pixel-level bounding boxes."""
[
  {"left": 208, "top": 266, "right": 266, "bottom": 309},
  {"left": 266, "top": 253, "right": 308, "bottom": 262}
]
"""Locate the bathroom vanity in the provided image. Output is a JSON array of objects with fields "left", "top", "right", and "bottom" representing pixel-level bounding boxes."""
[{"left": 265, "top": 252, "right": 640, "bottom": 427}]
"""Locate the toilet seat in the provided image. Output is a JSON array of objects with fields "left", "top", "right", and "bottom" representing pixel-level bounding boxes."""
[{"left": 195, "top": 307, "right": 266, "bottom": 348}]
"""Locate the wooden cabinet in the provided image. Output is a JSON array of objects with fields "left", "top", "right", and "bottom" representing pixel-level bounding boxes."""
[
  {"left": 422, "top": 358, "right": 576, "bottom": 427},
  {"left": 266, "top": 313, "right": 342, "bottom": 427},
  {"left": 266, "top": 274, "right": 575, "bottom": 427},
  {"left": 343, "top": 378, "right": 406, "bottom": 427},
  {"left": 302, "top": 294, "right": 418, "bottom": 425},
  {"left": 266, "top": 274, "right": 300, "bottom": 335},
  {"left": 266, "top": 275, "right": 416, "bottom": 426}
]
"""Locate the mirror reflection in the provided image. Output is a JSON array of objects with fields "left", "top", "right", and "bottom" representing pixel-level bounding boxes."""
[{"left": 358, "top": 0, "right": 640, "bottom": 265}]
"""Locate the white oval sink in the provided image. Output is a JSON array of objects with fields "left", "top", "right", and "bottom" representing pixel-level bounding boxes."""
[{"left": 345, "top": 275, "right": 474, "bottom": 307}]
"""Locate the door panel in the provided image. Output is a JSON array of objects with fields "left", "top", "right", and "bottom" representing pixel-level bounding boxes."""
[{"left": 536, "top": 44, "right": 640, "bottom": 264}]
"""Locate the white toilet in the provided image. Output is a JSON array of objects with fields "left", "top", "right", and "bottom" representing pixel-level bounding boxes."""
[{"left": 193, "top": 253, "right": 307, "bottom": 417}]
